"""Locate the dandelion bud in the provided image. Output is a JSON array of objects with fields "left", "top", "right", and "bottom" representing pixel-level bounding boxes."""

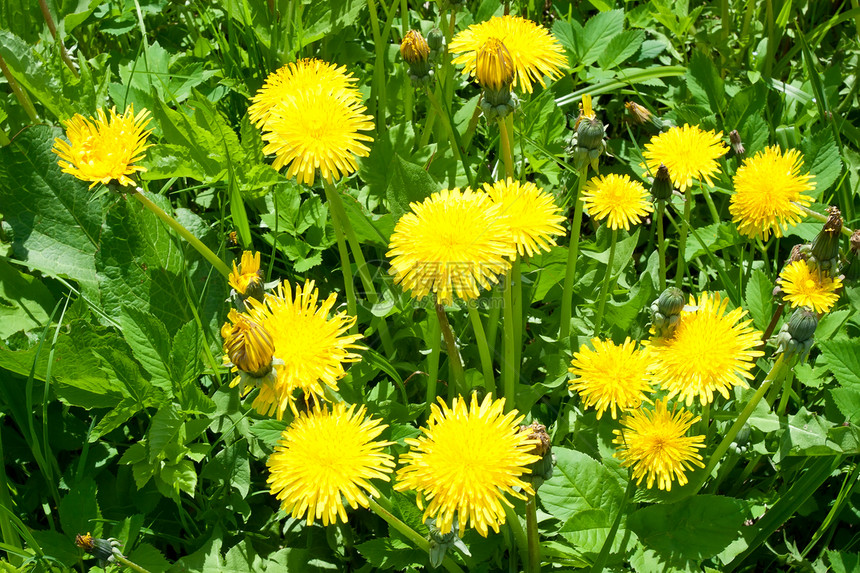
[
  {"left": 650, "top": 287, "right": 685, "bottom": 338},
  {"left": 221, "top": 309, "right": 275, "bottom": 378},
  {"left": 625, "top": 101, "right": 663, "bottom": 130},
  {"left": 477, "top": 38, "right": 518, "bottom": 120},
  {"left": 76, "top": 533, "right": 123, "bottom": 564},
  {"left": 427, "top": 27, "right": 445, "bottom": 55},
  {"left": 426, "top": 517, "right": 471, "bottom": 567},
  {"left": 401, "top": 30, "right": 434, "bottom": 87},
  {"left": 650, "top": 164, "right": 673, "bottom": 201},
  {"left": 842, "top": 230, "right": 860, "bottom": 282},
  {"left": 518, "top": 421, "right": 554, "bottom": 489},
  {"left": 568, "top": 95, "right": 605, "bottom": 171},
  {"left": 809, "top": 206, "right": 842, "bottom": 276},
  {"left": 729, "top": 130, "right": 745, "bottom": 156},
  {"left": 229, "top": 251, "right": 265, "bottom": 307},
  {"left": 776, "top": 307, "right": 817, "bottom": 361}
]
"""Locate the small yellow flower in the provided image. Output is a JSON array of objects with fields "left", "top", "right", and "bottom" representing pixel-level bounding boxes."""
[
  {"left": 569, "top": 338, "right": 653, "bottom": 420},
  {"left": 52, "top": 106, "right": 152, "bottom": 189},
  {"left": 450, "top": 15, "right": 567, "bottom": 94},
  {"left": 613, "top": 400, "right": 705, "bottom": 491},
  {"left": 582, "top": 173, "right": 653, "bottom": 230},
  {"left": 267, "top": 402, "right": 395, "bottom": 526},
  {"left": 387, "top": 188, "right": 515, "bottom": 304},
  {"left": 484, "top": 178, "right": 565, "bottom": 257},
  {"left": 395, "top": 394, "right": 540, "bottom": 537},
  {"left": 400, "top": 30, "right": 431, "bottom": 64},
  {"left": 648, "top": 292, "right": 763, "bottom": 406},
  {"left": 244, "top": 280, "right": 363, "bottom": 419},
  {"left": 229, "top": 251, "right": 263, "bottom": 295},
  {"left": 778, "top": 259, "right": 842, "bottom": 313},
  {"left": 729, "top": 146, "right": 814, "bottom": 240},
  {"left": 475, "top": 38, "right": 516, "bottom": 90},
  {"left": 221, "top": 309, "right": 275, "bottom": 382},
  {"left": 642, "top": 125, "right": 728, "bottom": 193}
]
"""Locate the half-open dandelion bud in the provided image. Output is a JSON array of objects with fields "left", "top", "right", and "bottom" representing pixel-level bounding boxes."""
[
  {"left": 229, "top": 251, "right": 265, "bottom": 304},
  {"left": 401, "top": 30, "right": 434, "bottom": 86},
  {"left": 222, "top": 309, "right": 275, "bottom": 379},
  {"left": 476, "top": 38, "right": 518, "bottom": 120}
]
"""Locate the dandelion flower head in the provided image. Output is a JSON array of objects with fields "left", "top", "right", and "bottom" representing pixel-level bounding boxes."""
[
  {"left": 582, "top": 173, "right": 653, "bottom": 231},
  {"left": 778, "top": 259, "right": 842, "bottom": 314},
  {"left": 569, "top": 337, "right": 654, "bottom": 420},
  {"left": 221, "top": 308, "right": 275, "bottom": 384},
  {"left": 484, "top": 178, "right": 565, "bottom": 257},
  {"left": 613, "top": 400, "right": 705, "bottom": 491},
  {"left": 52, "top": 106, "right": 152, "bottom": 189},
  {"left": 229, "top": 251, "right": 263, "bottom": 295},
  {"left": 648, "top": 292, "right": 763, "bottom": 406},
  {"left": 267, "top": 402, "right": 395, "bottom": 526},
  {"left": 387, "top": 188, "right": 515, "bottom": 304},
  {"left": 729, "top": 146, "right": 814, "bottom": 240},
  {"left": 450, "top": 15, "right": 567, "bottom": 94},
  {"left": 642, "top": 125, "right": 728, "bottom": 193},
  {"left": 244, "top": 280, "right": 363, "bottom": 418},
  {"left": 394, "top": 394, "right": 540, "bottom": 537}
]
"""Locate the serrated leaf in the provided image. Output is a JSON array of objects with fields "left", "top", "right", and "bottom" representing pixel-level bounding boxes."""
[
  {"left": 579, "top": 10, "right": 625, "bottom": 66},
  {"left": 684, "top": 222, "right": 741, "bottom": 262},
  {"left": 148, "top": 404, "right": 185, "bottom": 462},
  {"left": 356, "top": 538, "right": 418, "bottom": 569},
  {"left": 803, "top": 130, "right": 843, "bottom": 197},
  {"left": 170, "top": 321, "right": 202, "bottom": 386},
  {"left": 686, "top": 50, "right": 725, "bottom": 112},
  {"left": 201, "top": 443, "right": 251, "bottom": 497},
  {"left": 90, "top": 397, "right": 141, "bottom": 442},
  {"left": 540, "top": 448, "right": 624, "bottom": 524},
  {"left": 628, "top": 495, "right": 746, "bottom": 561},
  {"left": 598, "top": 30, "right": 645, "bottom": 68},
  {"left": 127, "top": 543, "right": 172, "bottom": 573},
  {"left": 249, "top": 419, "right": 289, "bottom": 449},
  {"left": 120, "top": 306, "right": 173, "bottom": 392},
  {"left": 827, "top": 549, "right": 860, "bottom": 573},
  {"left": 830, "top": 388, "right": 860, "bottom": 424},
  {"left": 745, "top": 270, "right": 774, "bottom": 331},
  {"left": 59, "top": 478, "right": 101, "bottom": 538},
  {"left": 819, "top": 338, "right": 860, "bottom": 389},
  {"left": 775, "top": 407, "right": 839, "bottom": 462},
  {"left": 157, "top": 459, "right": 197, "bottom": 498},
  {"left": 0, "top": 259, "right": 55, "bottom": 339}
]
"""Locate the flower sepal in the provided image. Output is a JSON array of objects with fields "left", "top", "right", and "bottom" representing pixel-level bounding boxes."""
[{"left": 427, "top": 517, "right": 472, "bottom": 568}]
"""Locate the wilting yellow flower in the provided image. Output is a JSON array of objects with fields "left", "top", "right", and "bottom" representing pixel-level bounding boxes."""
[
  {"left": 244, "top": 280, "right": 363, "bottom": 418},
  {"left": 582, "top": 173, "right": 653, "bottom": 230},
  {"left": 484, "top": 178, "right": 565, "bottom": 257},
  {"left": 642, "top": 125, "right": 728, "bottom": 193},
  {"left": 613, "top": 400, "right": 705, "bottom": 491},
  {"left": 475, "top": 38, "right": 516, "bottom": 90},
  {"left": 729, "top": 146, "right": 814, "bottom": 240},
  {"left": 387, "top": 188, "right": 515, "bottom": 304},
  {"left": 248, "top": 59, "right": 359, "bottom": 129},
  {"left": 267, "top": 402, "right": 395, "bottom": 526},
  {"left": 779, "top": 259, "right": 842, "bottom": 313},
  {"left": 221, "top": 309, "right": 275, "bottom": 382},
  {"left": 648, "top": 292, "right": 763, "bottom": 406},
  {"left": 400, "top": 30, "right": 430, "bottom": 64},
  {"left": 52, "top": 106, "right": 152, "bottom": 189},
  {"left": 569, "top": 338, "right": 654, "bottom": 420},
  {"left": 262, "top": 86, "right": 374, "bottom": 185},
  {"left": 450, "top": 15, "right": 567, "bottom": 94},
  {"left": 229, "top": 251, "right": 263, "bottom": 295},
  {"left": 395, "top": 394, "right": 540, "bottom": 537}
]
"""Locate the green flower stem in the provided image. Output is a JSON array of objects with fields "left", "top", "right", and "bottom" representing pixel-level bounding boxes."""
[
  {"left": 700, "top": 182, "right": 720, "bottom": 225},
  {"left": 512, "top": 258, "right": 523, "bottom": 372},
  {"left": 37, "top": 0, "right": 78, "bottom": 78},
  {"left": 419, "top": 107, "right": 438, "bottom": 148},
  {"left": 114, "top": 554, "right": 153, "bottom": 573},
  {"left": 0, "top": 54, "right": 37, "bottom": 122},
  {"left": 366, "top": 498, "right": 466, "bottom": 573},
  {"left": 674, "top": 188, "right": 692, "bottom": 287},
  {"left": 331, "top": 219, "right": 358, "bottom": 330},
  {"left": 366, "top": 0, "right": 386, "bottom": 137},
  {"left": 592, "top": 228, "right": 618, "bottom": 336},
  {"left": 498, "top": 118, "right": 515, "bottom": 179},
  {"left": 322, "top": 180, "right": 394, "bottom": 354},
  {"left": 795, "top": 202, "right": 855, "bottom": 237},
  {"left": 656, "top": 200, "right": 667, "bottom": 291},
  {"left": 502, "top": 504, "right": 529, "bottom": 567},
  {"left": 467, "top": 305, "right": 495, "bottom": 392},
  {"left": 559, "top": 166, "right": 589, "bottom": 342},
  {"left": 426, "top": 306, "right": 442, "bottom": 417},
  {"left": 487, "top": 287, "right": 502, "bottom": 366},
  {"left": 424, "top": 87, "right": 472, "bottom": 185},
  {"left": 435, "top": 302, "right": 466, "bottom": 398},
  {"left": 696, "top": 355, "right": 790, "bottom": 492},
  {"left": 502, "top": 271, "right": 516, "bottom": 410},
  {"left": 525, "top": 495, "right": 541, "bottom": 573},
  {"left": 131, "top": 189, "right": 231, "bottom": 279},
  {"left": 699, "top": 401, "right": 710, "bottom": 437},
  {"left": 590, "top": 478, "right": 634, "bottom": 573},
  {"left": 777, "top": 370, "right": 795, "bottom": 416}
]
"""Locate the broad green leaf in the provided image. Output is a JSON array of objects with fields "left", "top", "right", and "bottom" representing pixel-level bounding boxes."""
[
  {"left": 0, "top": 126, "right": 102, "bottom": 296},
  {"left": 0, "top": 30, "right": 76, "bottom": 119},
  {"left": 830, "top": 388, "right": 860, "bottom": 424},
  {"left": 170, "top": 321, "right": 202, "bottom": 386},
  {"left": 249, "top": 419, "right": 289, "bottom": 449},
  {"left": 377, "top": 153, "right": 439, "bottom": 220},
  {"left": 816, "top": 309, "right": 850, "bottom": 341},
  {"left": 745, "top": 269, "right": 774, "bottom": 331},
  {"left": 819, "top": 338, "right": 860, "bottom": 389},
  {"left": 90, "top": 397, "right": 141, "bottom": 442},
  {"left": 0, "top": 259, "right": 55, "bottom": 339},
  {"left": 148, "top": 404, "right": 185, "bottom": 462},
  {"left": 356, "top": 538, "right": 420, "bottom": 570},
  {"left": 127, "top": 544, "right": 172, "bottom": 573},
  {"left": 684, "top": 222, "right": 741, "bottom": 262},
  {"left": 59, "top": 478, "right": 101, "bottom": 538},
  {"left": 686, "top": 50, "right": 725, "bottom": 112},
  {"left": 803, "top": 130, "right": 843, "bottom": 198},
  {"left": 628, "top": 495, "right": 746, "bottom": 560},
  {"left": 201, "top": 443, "right": 251, "bottom": 497},
  {"left": 579, "top": 10, "right": 625, "bottom": 66},
  {"left": 120, "top": 306, "right": 173, "bottom": 392},
  {"left": 540, "top": 448, "right": 624, "bottom": 524},
  {"left": 157, "top": 459, "right": 197, "bottom": 498},
  {"left": 774, "top": 407, "right": 839, "bottom": 462},
  {"left": 30, "top": 530, "right": 79, "bottom": 567},
  {"left": 551, "top": 20, "right": 580, "bottom": 62},
  {"left": 827, "top": 550, "right": 860, "bottom": 573},
  {"left": 597, "top": 30, "right": 645, "bottom": 68}
]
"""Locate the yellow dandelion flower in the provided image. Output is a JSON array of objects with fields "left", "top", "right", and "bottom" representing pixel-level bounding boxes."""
[
  {"left": 244, "top": 280, "right": 363, "bottom": 419},
  {"left": 648, "top": 292, "right": 763, "bottom": 406},
  {"left": 569, "top": 338, "right": 654, "bottom": 420},
  {"left": 221, "top": 309, "right": 275, "bottom": 382},
  {"left": 394, "top": 394, "right": 540, "bottom": 537},
  {"left": 642, "top": 124, "right": 728, "bottom": 193},
  {"left": 729, "top": 146, "right": 814, "bottom": 240},
  {"left": 400, "top": 30, "right": 431, "bottom": 64},
  {"left": 778, "top": 259, "right": 842, "bottom": 313},
  {"left": 52, "top": 106, "right": 152, "bottom": 189},
  {"left": 267, "top": 402, "right": 395, "bottom": 526},
  {"left": 261, "top": 86, "right": 374, "bottom": 185},
  {"left": 475, "top": 38, "right": 516, "bottom": 90},
  {"left": 483, "top": 178, "right": 565, "bottom": 257},
  {"left": 613, "top": 400, "right": 705, "bottom": 491},
  {"left": 248, "top": 59, "right": 359, "bottom": 129},
  {"left": 387, "top": 188, "right": 515, "bottom": 304},
  {"left": 450, "top": 15, "right": 567, "bottom": 94},
  {"left": 229, "top": 251, "right": 263, "bottom": 295},
  {"left": 582, "top": 173, "right": 653, "bottom": 230}
]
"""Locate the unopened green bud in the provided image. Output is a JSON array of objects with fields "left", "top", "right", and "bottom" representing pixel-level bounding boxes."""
[
  {"left": 650, "top": 164, "right": 673, "bottom": 201},
  {"left": 809, "top": 206, "right": 842, "bottom": 276},
  {"left": 657, "top": 287, "right": 686, "bottom": 316},
  {"left": 775, "top": 307, "right": 817, "bottom": 361},
  {"left": 427, "top": 28, "right": 444, "bottom": 54},
  {"left": 576, "top": 116, "right": 605, "bottom": 151},
  {"left": 650, "top": 287, "right": 686, "bottom": 338},
  {"left": 426, "top": 517, "right": 470, "bottom": 567}
]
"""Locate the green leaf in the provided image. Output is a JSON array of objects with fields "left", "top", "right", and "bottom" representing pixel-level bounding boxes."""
[
  {"left": 120, "top": 306, "right": 173, "bottom": 392},
  {"left": 745, "top": 269, "right": 774, "bottom": 331},
  {"left": 579, "top": 10, "right": 625, "bottom": 66},
  {"left": 628, "top": 495, "right": 746, "bottom": 561},
  {"left": 356, "top": 538, "right": 419, "bottom": 570},
  {"left": 157, "top": 459, "right": 197, "bottom": 498},
  {"left": 774, "top": 407, "right": 839, "bottom": 462},
  {"left": 827, "top": 550, "right": 860, "bottom": 573},
  {"left": 127, "top": 543, "right": 172, "bottom": 573},
  {"left": 59, "top": 478, "right": 101, "bottom": 538},
  {"left": 819, "top": 338, "right": 860, "bottom": 389},
  {"left": 0, "top": 259, "right": 55, "bottom": 339},
  {"left": 540, "top": 448, "right": 624, "bottom": 524},
  {"left": 148, "top": 404, "right": 185, "bottom": 462},
  {"left": 684, "top": 222, "right": 741, "bottom": 262},
  {"left": 830, "top": 388, "right": 860, "bottom": 424},
  {"left": 686, "top": 50, "right": 725, "bottom": 112},
  {"left": 0, "top": 126, "right": 102, "bottom": 296},
  {"left": 383, "top": 154, "right": 438, "bottom": 220},
  {"left": 249, "top": 419, "right": 288, "bottom": 449},
  {"left": 170, "top": 321, "right": 202, "bottom": 386},
  {"left": 803, "top": 130, "right": 843, "bottom": 198},
  {"left": 91, "top": 397, "right": 141, "bottom": 442},
  {"left": 201, "top": 443, "right": 251, "bottom": 497},
  {"left": 597, "top": 30, "right": 645, "bottom": 69}
]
